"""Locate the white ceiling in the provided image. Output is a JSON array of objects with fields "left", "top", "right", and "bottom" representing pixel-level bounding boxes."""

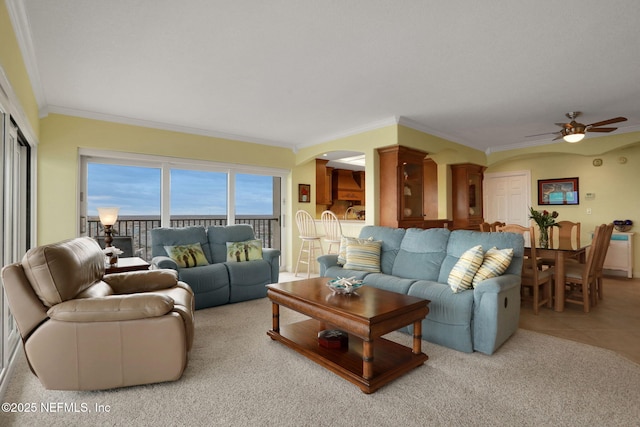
[{"left": 10, "top": 0, "right": 640, "bottom": 153}]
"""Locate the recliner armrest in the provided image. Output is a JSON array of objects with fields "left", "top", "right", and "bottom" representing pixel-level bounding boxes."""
[
  {"left": 473, "top": 274, "right": 521, "bottom": 296},
  {"left": 103, "top": 269, "right": 179, "bottom": 294},
  {"left": 262, "top": 248, "right": 281, "bottom": 262},
  {"left": 151, "top": 255, "right": 179, "bottom": 270},
  {"left": 47, "top": 294, "right": 174, "bottom": 322}
]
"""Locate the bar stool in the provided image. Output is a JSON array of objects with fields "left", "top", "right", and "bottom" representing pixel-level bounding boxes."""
[
  {"left": 294, "top": 210, "right": 324, "bottom": 277},
  {"left": 321, "top": 210, "right": 343, "bottom": 254}
]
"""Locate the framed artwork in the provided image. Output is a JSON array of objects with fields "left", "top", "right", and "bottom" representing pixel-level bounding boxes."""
[
  {"left": 538, "top": 177, "right": 579, "bottom": 205},
  {"left": 298, "top": 184, "right": 311, "bottom": 203}
]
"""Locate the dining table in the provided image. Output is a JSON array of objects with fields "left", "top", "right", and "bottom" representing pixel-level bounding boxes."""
[{"left": 525, "top": 243, "right": 589, "bottom": 312}]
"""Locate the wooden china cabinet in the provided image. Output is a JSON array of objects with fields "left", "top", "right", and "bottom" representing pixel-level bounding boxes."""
[
  {"left": 378, "top": 145, "right": 429, "bottom": 228},
  {"left": 451, "top": 163, "right": 486, "bottom": 230}
]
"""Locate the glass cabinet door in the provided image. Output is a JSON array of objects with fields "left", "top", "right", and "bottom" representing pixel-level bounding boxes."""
[
  {"left": 468, "top": 173, "right": 482, "bottom": 218},
  {"left": 401, "top": 162, "right": 422, "bottom": 219}
]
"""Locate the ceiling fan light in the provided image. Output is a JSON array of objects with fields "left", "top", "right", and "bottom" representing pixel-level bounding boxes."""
[{"left": 563, "top": 132, "right": 585, "bottom": 143}]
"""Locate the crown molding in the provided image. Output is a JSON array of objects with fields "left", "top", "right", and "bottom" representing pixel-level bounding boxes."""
[
  {"left": 0, "top": 65, "right": 38, "bottom": 144},
  {"left": 295, "top": 116, "right": 400, "bottom": 150},
  {"left": 6, "top": 0, "right": 47, "bottom": 110},
  {"left": 45, "top": 105, "right": 296, "bottom": 149}
]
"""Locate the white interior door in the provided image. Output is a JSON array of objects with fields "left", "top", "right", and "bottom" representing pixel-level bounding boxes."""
[{"left": 484, "top": 170, "right": 531, "bottom": 226}]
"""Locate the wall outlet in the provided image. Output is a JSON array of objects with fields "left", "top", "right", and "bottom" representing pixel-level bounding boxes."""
[{"left": 586, "top": 208, "right": 592, "bottom": 215}]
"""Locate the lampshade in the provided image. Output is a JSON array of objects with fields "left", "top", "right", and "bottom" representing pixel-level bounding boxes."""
[
  {"left": 97, "top": 207, "right": 120, "bottom": 226},
  {"left": 563, "top": 133, "right": 585, "bottom": 143}
]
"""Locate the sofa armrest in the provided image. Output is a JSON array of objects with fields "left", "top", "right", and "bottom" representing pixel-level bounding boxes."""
[
  {"left": 473, "top": 273, "right": 520, "bottom": 296},
  {"left": 103, "top": 269, "right": 179, "bottom": 294},
  {"left": 317, "top": 254, "right": 339, "bottom": 276},
  {"left": 151, "top": 255, "right": 178, "bottom": 270},
  {"left": 472, "top": 273, "right": 521, "bottom": 355},
  {"left": 47, "top": 294, "right": 174, "bottom": 322},
  {"left": 262, "top": 248, "right": 281, "bottom": 262}
]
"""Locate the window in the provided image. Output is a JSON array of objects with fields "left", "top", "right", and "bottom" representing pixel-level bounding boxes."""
[{"left": 81, "top": 151, "right": 286, "bottom": 261}]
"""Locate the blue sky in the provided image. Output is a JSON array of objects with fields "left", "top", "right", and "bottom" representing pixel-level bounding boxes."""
[{"left": 87, "top": 163, "right": 274, "bottom": 216}]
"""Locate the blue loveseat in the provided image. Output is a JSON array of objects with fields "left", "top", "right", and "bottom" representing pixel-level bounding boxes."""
[
  {"left": 151, "top": 225, "right": 280, "bottom": 309},
  {"left": 318, "top": 226, "right": 524, "bottom": 355}
]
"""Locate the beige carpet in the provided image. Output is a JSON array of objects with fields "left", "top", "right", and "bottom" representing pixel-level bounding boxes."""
[{"left": 2, "top": 297, "right": 639, "bottom": 427}]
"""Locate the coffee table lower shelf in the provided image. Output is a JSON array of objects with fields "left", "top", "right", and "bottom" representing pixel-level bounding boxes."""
[{"left": 267, "top": 318, "right": 428, "bottom": 394}]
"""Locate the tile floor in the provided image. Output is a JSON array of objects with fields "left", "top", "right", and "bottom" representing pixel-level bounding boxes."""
[
  {"left": 278, "top": 271, "right": 640, "bottom": 365},
  {"left": 519, "top": 274, "right": 640, "bottom": 365}
]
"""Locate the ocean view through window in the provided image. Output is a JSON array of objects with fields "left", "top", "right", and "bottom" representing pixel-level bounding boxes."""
[{"left": 84, "top": 159, "right": 282, "bottom": 261}]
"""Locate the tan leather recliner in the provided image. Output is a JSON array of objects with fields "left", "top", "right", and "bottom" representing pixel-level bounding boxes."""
[{"left": 1, "top": 236, "right": 195, "bottom": 391}]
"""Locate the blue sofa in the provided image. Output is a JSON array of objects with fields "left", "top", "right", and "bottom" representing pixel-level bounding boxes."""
[
  {"left": 151, "top": 225, "right": 280, "bottom": 309},
  {"left": 318, "top": 226, "right": 524, "bottom": 355}
]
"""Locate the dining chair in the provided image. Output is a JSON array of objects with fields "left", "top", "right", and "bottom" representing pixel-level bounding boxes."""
[
  {"left": 480, "top": 221, "right": 505, "bottom": 232},
  {"left": 294, "top": 210, "right": 324, "bottom": 278},
  {"left": 321, "top": 210, "right": 343, "bottom": 254},
  {"left": 592, "top": 222, "right": 615, "bottom": 305},
  {"left": 549, "top": 221, "right": 581, "bottom": 249},
  {"left": 561, "top": 223, "right": 607, "bottom": 313},
  {"left": 497, "top": 224, "right": 553, "bottom": 314},
  {"left": 539, "top": 221, "right": 581, "bottom": 268}
]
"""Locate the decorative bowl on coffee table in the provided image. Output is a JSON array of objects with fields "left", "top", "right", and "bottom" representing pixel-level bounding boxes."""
[{"left": 327, "top": 277, "right": 364, "bottom": 294}]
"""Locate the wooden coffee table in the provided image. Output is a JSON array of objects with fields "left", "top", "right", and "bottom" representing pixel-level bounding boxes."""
[{"left": 266, "top": 277, "right": 430, "bottom": 394}]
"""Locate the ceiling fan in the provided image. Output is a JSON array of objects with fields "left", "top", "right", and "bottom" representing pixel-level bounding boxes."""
[{"left": 527, "top": 112, "right": 628, "bottom": 143}]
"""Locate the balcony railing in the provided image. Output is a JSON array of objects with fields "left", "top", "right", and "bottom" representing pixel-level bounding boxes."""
[{"left": 87, "top": 215, "right": 280, "bottom": 261}]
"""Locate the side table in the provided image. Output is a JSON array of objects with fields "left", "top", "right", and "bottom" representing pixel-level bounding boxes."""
[{"left": 105, "top": 257, "right": 150, "bottom": 274}]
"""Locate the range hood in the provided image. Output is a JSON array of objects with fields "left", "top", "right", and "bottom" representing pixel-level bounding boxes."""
[{"left": 332, "top": 170, "right": 363, "bottom": 201}]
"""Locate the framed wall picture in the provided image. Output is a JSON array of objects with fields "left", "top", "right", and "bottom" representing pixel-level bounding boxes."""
[
  {"left": 538, "top": 177, "right": 579, "bottom": 205},
  {"left": 298, "top": 184, "right": 311, "bottom": 203}
]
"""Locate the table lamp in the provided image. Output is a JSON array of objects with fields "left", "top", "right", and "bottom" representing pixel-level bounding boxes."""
[{"left": 97, "top": 207, "right": 119, "bottom": 247}]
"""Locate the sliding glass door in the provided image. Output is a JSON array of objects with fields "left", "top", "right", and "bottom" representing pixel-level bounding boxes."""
[{"left": 81, "top": 152, "right": 284, "bottom": 262}]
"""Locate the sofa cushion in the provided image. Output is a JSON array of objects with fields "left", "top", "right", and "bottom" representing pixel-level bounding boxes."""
[
  {"left": 207, "top": 225, "right": 257, "bottom": 263},
  {"left": 408, "top": 280, "right": 475, "bottom": 325},
  {"left": 151, "top": 226, "right": 213, "bottom": 264},
  {"left": 362, "top": 273, "right": 416, "bottom": 294},
  {"left": 472, "top": 247, "right": 514, "bottom": 287},
  {"left": 447, "top": 245, "right": 484, "bottom": 293},
  {"left": 225, "top": 260, "right": 271, "bottom": 302},
  {"left": 322, "top": 266, "right": 370, "bottom": 281},
  {"left": 392, "top": 228, "right": 450, "bottom": 280},
  {"left": 358, "top": 226, "right": 406, "bottom": 275},
  {"left": 164, "top": 243, "right": 210, "bottom": 268},
  {"left": 225, "top": 239, "right": 263, "bottom": 262},
  {"left": 343, "top": 239, "right": 382, "bottom": 272}
]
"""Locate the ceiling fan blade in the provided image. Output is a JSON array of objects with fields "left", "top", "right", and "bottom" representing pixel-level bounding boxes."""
[
  {"left": 552, "top": 134, "right": 564, "bottom": 141},
  {"left": 587, "top": 117, "right": 627, "bottom": 128},
  {"left": 554, "top": 122, "right": 569, "bottom": 128},
  {"left": 525, "top": 131, "right": 559, "bottom": 138},
  {"left": 587, "top": 127, "right": 617, "bottom": 133}
]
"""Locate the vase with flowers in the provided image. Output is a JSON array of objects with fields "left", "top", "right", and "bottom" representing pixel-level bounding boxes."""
[{"left": 528, "top": 207, "right": 559, "bottom": 249}]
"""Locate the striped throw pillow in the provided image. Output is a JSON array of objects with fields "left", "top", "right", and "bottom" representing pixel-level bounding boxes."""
[
  {"left": 337, "top": 236, "right": 373, "bottom": 265},
  {"left": 448, "top": 245, "right": 484, "bottom": 293},
  {"left": 472, "top": 247, "right": 513, "bottom": 287},
  {"left": 343, "top": 239, "right": 382, "bottom": 272}
]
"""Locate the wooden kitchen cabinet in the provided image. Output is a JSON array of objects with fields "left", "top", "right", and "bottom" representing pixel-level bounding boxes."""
[
  {"left": 315, "top": 159, "right": 333, "bottom": 205},
  {"left": 451, "top": 163, "right": 485, "bottom": 230},
  {"left": 378, "top": 145, "right": 428, "bottom": 228}
]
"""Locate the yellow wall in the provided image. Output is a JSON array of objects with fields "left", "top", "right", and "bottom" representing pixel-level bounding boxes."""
[
  {"left": 486, "top": 135, "right": 640, "bottom": 277},
  {"left": 0, "top": 1, "right": 40, "bottom": 137},
  {"left": 38, "top": 114, "right": 295, "bottom": 244},
  {"left": 4, "top": 3, "right": 640, "bottom": 275}
]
